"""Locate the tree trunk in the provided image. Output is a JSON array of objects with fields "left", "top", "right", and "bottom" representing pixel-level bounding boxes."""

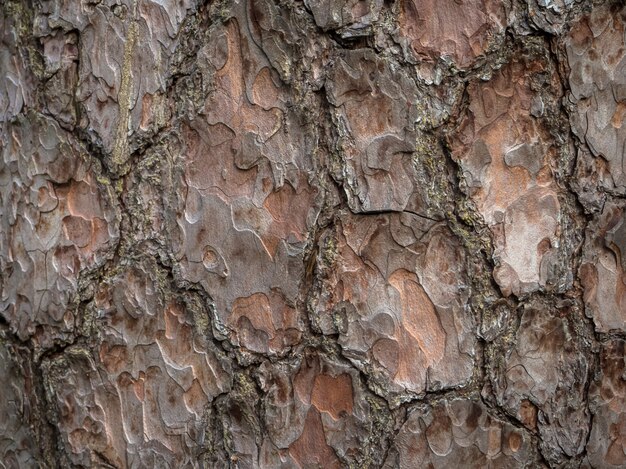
[{"left": 1, "top": 0, "right": 624, "bottom": 467}]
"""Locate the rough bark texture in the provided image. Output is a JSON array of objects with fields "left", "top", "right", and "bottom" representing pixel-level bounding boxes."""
[{"left": 1, "top": 0, "right": 625, "bottom": 468}]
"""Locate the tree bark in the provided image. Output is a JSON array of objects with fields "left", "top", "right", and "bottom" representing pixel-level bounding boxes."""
[{"left": 1, "top": 0, "right": 624, "bottom": 467}]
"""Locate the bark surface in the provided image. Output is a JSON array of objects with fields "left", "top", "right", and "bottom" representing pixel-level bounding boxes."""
[{"left": 1, "top": 0, "right": 625, "bottom": 467}]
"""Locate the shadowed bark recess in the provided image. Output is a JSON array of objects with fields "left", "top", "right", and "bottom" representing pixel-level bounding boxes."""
[{"left": 1, "top": 0, "right": 625, "bottom": 467}]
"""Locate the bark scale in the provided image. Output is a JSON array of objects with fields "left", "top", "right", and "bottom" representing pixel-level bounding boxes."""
[{"left": 0, "top": 0, "right": 624, "bottom": 468}]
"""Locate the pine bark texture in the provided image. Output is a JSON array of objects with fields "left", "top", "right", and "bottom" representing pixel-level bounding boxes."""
[{"left": 1, "top": 0, "right": 625, "bottom": 467}]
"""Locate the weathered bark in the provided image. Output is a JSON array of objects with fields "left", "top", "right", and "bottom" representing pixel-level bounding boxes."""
[{"left": 1, "top": 0, "right": 625, "bottom": 467}]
